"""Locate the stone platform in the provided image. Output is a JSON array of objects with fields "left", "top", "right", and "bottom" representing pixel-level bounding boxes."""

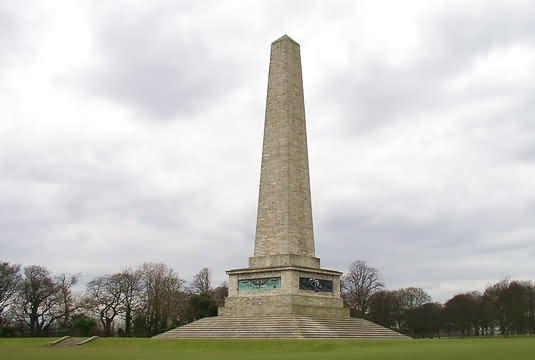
[
  {"left": 221, "top": 265, "right": 348, "bottom": 318},
  {"left": 154, "top": 315, "right": 409, "bottom": 339},
  {"left": 154, "top": 35, "right": 409, "bottom": 341}
]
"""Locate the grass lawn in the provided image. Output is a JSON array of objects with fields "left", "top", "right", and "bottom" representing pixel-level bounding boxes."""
[{"left": 1, "top": 336, "right": 533, "bottom": 360}]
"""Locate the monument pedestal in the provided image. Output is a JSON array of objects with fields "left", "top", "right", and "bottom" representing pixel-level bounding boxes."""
[
  {"left": 154, "top": 35, "right": 408, "bottom": 339},
  {"left": 215, "top": 35, "right": 351, "bottom": 321},
  {"left": 219, "top": 264, "right": 349, "bottom": 319}
]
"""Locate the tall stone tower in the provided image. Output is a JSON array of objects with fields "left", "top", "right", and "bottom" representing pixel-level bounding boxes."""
[
  {"left": 219, "top": 35, "right": 348, "bottom": 318},
  {"left": 155, "top": 36, "right": 408, "bottom": 338},
  {"left": 252, "top": 34, "right": 317, "bottom": 269}
]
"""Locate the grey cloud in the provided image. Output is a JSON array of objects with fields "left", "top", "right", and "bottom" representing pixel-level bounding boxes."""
[
  {"left": 0, "top": 1, "right": 46, "bottom": 74},
  {"left": 0, "top": 3, "right": 22, "bottom": 66},
  {"left": 318, "top": 2, "right": 535, "bottom": 135},
  {"left": 0, "top": 121, "right": 254, "bottom": 283},
  {"left": 71, "top": 2, "right": 254, "bottom": 120},
  {"left": 2, "top": 1, "right": 535, "bottom": 303},
  {"left": 70, "top": 0, "right": 326, "bottom": 121},
  {"left": 429, "top": 1, "right": 535, "bottom": 52},
  {"left": 316, "top": 195, "right": 535, "bottom": 301}
]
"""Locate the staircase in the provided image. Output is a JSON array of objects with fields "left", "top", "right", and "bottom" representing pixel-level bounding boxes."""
[
  {"left": 154, "top": 315, "right": 409, "bottom": 339},
  {"left": 48, "top": 336, "right": 99, "bottom": 347},
  {"left": 52, "top": 337, "right": 83, "bottom": 346}
]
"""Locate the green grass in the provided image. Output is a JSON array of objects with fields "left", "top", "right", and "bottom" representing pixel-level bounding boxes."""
[{"left": 1, "top": 337, "right": 533, "bottom": 360}]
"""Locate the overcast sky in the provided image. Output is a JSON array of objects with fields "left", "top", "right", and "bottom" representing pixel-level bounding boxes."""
[{"left": 1, "top": 0, "right": 534, "bottom": 302}]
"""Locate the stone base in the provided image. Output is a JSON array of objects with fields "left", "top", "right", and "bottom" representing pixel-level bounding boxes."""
[
  {"left": 249, "top": 254, "right": 320, "bottom": 268},
  {"left": 220, "top": 265, "right": 346, "bottom": 318},
  {"left": 219, "top": 294, "right": 349, "bottom": 318},
  {"left": 154, "top": 315, "right": 410, "bottom": 339}
]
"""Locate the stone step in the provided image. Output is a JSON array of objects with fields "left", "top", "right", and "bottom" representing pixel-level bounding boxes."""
[
  {"left": 155, "top": 315, "right": 409, "bottom": 339},
  {"left": 49, "top": 337, "right": 87, "bottom": 347}
]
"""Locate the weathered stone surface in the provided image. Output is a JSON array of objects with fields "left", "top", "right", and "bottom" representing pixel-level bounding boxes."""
[
  {"left": 222, "top": 265, "right": 347, "bottom": 318},
  {"left": 251, "top": 35, "right": 316, "bottom": 267},
  {"left": 155, "top": 315, "right": 410, "bottom": 339},
  {"left": 249, "top": 254, "right": 320, "bottom": 268},
  {"left": 220, "top": 35, "right": 346, "bottom": 318},
  {"left": 155, "top": 35, "right": 408, "bottom": 339}
]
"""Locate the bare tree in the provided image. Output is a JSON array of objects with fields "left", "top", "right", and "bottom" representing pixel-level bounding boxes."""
[
  {"left": 211, "top": 282, "right": 228, "bottom": 307},
  {"left": 484, "top": 279, "right": 509, "bottom": 335},
  {"left": 367, "top": 289, "right": 398, "bottom": 328},
  {"left": 192, "top": 268, "right": 211, "bottom": 294},
  {"left": 406, "top": 302, "right": 443, "bottom": 338},
  {"left": 117, "top": 268, "right": 142, "bottom": 336},
  {"left": 139, "top": 263, "right": 184, "bottom": 336},
  {"left": 444, "top": 291, "right": 481, "bottom": 336},
  {"left": 484, "top": 280, "right": 535, "bottom": 335},
  {"left": 56, "top": 273, "right": 79, "bottom": 329},
  {"left": 86, "top": 274, "right": 124, "bottom": 336},
  {"left": 17, "top": 265, "right": 65, "bottom": 336},
  {"left": 397, "top": 287, "right": 432, "bottom": 310},
  {"left": 0, "top": 261, "right": 21, "bottom": 323},
  {"left": 341, "top": 261, "right": 384, "bottom": 317},
  {"left": 367, "top": 287, "right": 432, "bottom": 332}
]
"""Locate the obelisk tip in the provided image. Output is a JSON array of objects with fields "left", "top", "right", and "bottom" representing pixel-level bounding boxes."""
[{"left": 272, "top": 34, "right": 300, "bottom": 46}]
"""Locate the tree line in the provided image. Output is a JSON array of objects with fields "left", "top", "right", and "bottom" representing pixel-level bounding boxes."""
[
  {"left": 1, "top": 259, "right": 533, "bottom": 337},
  {"left": 0, "top": 261, "right": 226, "bottom": 337},
  {"left": 341, "top": 261, "right": 535, "bottom": 337}
]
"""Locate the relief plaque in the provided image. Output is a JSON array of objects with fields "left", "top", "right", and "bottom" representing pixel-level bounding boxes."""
[
  {"left": 238, "top": 277, "right": 281, "bottom": 291},
  {"left": 299, "top": 277, "right": 333, "bottom": 292}
]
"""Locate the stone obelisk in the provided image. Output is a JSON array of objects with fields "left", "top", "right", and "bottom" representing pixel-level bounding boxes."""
[
  {"left": 251, "top": 34, "right": 319, "bottom": 269},
  {"left": 155, "top": 36, "right": 408, "bottom": 338},
  {"left": 219, "top": 35, "right": 348, "bottom": 318}
]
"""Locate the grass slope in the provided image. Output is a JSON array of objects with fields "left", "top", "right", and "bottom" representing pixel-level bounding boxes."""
[{"left": 1, "top": 337, "right": 533, "bottom": 360}]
